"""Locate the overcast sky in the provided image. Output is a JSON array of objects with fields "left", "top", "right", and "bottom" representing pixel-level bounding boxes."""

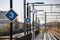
[{"left": 0, "top": 0, "right": 60, "bottom": 23}]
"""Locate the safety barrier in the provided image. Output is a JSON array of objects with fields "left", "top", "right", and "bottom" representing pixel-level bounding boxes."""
[{"left": 14, "top": 33, "right": 32, "bottom": 40}]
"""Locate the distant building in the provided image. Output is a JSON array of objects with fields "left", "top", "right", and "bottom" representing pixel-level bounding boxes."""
[{"left": 0, "top": 11, "right": 9, "bottom": 30}]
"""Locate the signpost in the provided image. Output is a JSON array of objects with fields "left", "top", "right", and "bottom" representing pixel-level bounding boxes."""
[
  {"left": 32, "top": 9, "right": 37, "bottom": 14},
  {"left": 25, "top": 17, "right": 31, "bottom": 38},
  {"left": 6, "top": 9, "right": 18, "bottom": 40},
  {"left": 25, "top": 17, "right": 31, "bottom": 24},
  {"left": 6, "top": 0, "right": 18, "bottom": 40},
  {"left": 6, "top": 9, "right": 18, "bottom": 21}
]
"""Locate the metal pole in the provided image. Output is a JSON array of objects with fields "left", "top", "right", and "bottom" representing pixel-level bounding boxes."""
[
  {"left": 32, "top": 3, "right": 35, "bottom": 40},
  {"left": 10, "top": 0, "right": 13, "bottom": 40},
  {"left": 36, "top": 15, "right": 37, "bottom": 25},
  {"left": 27, "top": 3, "right": 29, "bottom": 35},
  {"left": 32, "top": 3, "right": 34, "bottom": 33},
  {"left": 10, "top": 22, "right": 13, "bottom": 40},
  {"left": 26, "top": 3, "right": 29, "bottom": 40},
  {"left": 45, "top": 12, "right": 46, "bottom": 32},
  {"left": 28, "top": 6, "right": 31, "bottom": 33},
  {"left": 24, "top": 0, "right": 26, "bottom": 35},
  {"left": 51, "top": 4, "right": 52, "bottom": 12},
  {"left": 38, "top": 17, "right": 39, "bottom": 30},
  {"left": 35, "top": 14, "right": 37, "bottom": 29}
]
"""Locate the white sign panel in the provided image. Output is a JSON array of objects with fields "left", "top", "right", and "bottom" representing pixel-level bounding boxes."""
[{"left": 32, "top": 9, "right": 37, "bottom": 14}]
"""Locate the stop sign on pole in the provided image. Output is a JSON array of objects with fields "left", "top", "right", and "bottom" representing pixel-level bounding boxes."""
[{"left": 32, "top": 9, "right": 37, "bottom": 14}]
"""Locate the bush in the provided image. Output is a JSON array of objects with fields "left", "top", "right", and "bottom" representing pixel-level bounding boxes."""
[{"left": 1, "top": 24, "right": 10, "bottom": 32}]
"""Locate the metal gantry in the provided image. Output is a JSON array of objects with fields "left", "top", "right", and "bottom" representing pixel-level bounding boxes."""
[{"left": 26, "top": 2, "right": 44, "bottom": 40}]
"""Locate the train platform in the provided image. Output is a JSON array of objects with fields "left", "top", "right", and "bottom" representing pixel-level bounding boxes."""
[{"left": 34, "top": 32, "right": 57, "bottom": 40}]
